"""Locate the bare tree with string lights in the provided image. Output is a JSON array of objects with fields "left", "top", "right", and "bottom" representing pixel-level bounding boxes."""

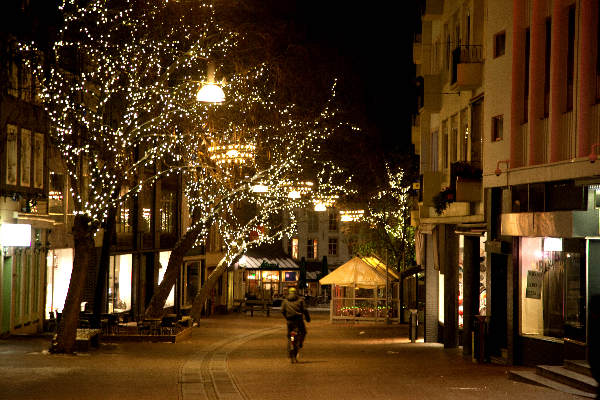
[
  {"left": 20, "top": 0, "right": 238, "bottom": 353},
  {"left": 144, "top": 62, "right": 357, "bottom": 320}
]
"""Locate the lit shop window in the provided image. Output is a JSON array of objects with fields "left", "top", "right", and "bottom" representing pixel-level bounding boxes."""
[
  {"left": 158, "top": 251, "right": 175, "bottom": 307},
  {"left": 45, "top": 248, "right": 73, "bottom": 317},
  {"left": 519, "top": 237, "right": 585, "bottom": 342},
  {"left": 108, "top": 254, "right": 132, "bottom": 313}
]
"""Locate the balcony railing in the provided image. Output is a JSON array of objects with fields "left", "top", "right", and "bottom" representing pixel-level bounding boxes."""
[{"left": 451, "top": 45, "right": 483, "bottom": 85}]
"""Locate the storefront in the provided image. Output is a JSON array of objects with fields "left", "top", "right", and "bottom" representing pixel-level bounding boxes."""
[
  {"left": 517, "top": 236, "right": 588, "bottom": 362},
  {"left": 234, "top": 254, "right": 300, "bottom": 302},
  {"left": 1, "top": 222, "right": 48, "bottom": 335}
]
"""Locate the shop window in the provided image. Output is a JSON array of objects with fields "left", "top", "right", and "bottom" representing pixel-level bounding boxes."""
[
  {"left": 546, "top": 181, "right": 586, "bottom": 211},
  {"left": 306, "top": 239, "right": 317, "bottom": 259},
  {"left": 158, "top": 251, "right": 174, "bottom": 307},
  {"left": 160, "top": 189, "right": 175, "bottom": 233},
  {"left": 184, "top": 262, "right": 199, "bottom": 305},
  {"left": 493, "top": 31, "right": 505, "bottom": 58},
  {"left": 108, "top": 254, "right": 132, "bottom": 313},
  {"left": 45, "top": 249, "right": 73, "bottom": 317},
  {"left": 328, "top": 238, "right": 338, "bottom": 256},
  {"left": 519, "top": 237, "right": 586, "bottom": 342}
]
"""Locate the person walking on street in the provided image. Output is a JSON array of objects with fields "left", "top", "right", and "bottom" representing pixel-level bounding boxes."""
[{"left": 281, "top": 287, "right": 310, "bottom": 349}]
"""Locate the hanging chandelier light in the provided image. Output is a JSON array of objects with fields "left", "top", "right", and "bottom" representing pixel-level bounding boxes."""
[
  {"left": 207, "top": 142, "right": 256, "bottom": 165},
  {"left": 313, "top": 195, "right": 339, "bottom": 211},
  {"left": 339, "top": 209, "right": 364, "bottom": 222}
]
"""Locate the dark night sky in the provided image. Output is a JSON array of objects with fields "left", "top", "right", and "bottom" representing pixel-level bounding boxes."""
[{"left": 291, "top": 1, "right": 418, "bottom": 156}]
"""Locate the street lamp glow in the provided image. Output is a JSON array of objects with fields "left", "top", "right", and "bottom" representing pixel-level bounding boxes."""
[{"left": 196, "top": 83, "right": 225, "bottom": 103}]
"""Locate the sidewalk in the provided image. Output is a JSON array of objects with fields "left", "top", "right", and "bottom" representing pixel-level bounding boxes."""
[{"left": 0, "top": 311, "right": 580, "bottom": 400}]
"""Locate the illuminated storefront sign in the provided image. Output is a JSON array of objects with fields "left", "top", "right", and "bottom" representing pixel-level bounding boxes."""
[{"left": 0, "top": 223, "right": 31, "bottom": 247}]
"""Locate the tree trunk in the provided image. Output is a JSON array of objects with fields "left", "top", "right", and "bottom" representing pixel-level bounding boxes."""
[
  {"left": 190, "top": 256, "right": 229, "bottom": 321},
  {"left": 52, "top": 215, "right": 95, "bottom": 354},
  {"left": 144, "top": 221, "right": 204, "bottom": 318},
  {"left": 92, "top": 206, "right": 116, "bottom": 327}
]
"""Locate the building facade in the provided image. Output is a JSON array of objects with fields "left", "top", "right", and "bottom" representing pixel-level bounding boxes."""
[
  {"left": 414, "top": 0, "right": 600, "bottom": 366},
  {"left": 413, "top": 0, "right": 486, "bottom": 354}
]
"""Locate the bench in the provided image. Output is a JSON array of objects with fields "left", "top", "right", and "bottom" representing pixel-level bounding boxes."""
[
  {"left": 243, "top": 300, "right": 271, "bottom": 317},
  {"left": 75, "top": 328, "right": 101, "bottom": 352}
]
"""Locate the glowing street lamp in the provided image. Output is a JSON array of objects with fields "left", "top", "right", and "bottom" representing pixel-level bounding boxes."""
[{"left": 196, "top": 62, "right": 225, "bottom": 103}]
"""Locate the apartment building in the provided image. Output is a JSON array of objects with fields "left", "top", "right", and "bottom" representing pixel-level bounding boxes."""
[
  {"left": 414, "top": 0, "right": 600, "bottom": 366},
  {"left": 413, "top": 0, "right": 486, "bottom": 354}
]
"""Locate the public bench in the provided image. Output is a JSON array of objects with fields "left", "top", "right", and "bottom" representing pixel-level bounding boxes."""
[
  {"left": 243, "top": 300, "right": 271, "bottom": 317},
  {"left": 75, "top": 328, "right": 101, "bottom": 352}
]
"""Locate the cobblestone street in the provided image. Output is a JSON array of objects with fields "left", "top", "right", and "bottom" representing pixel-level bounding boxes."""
[{"left": 0, "top": 312, "right": 581, "bottom": 400}]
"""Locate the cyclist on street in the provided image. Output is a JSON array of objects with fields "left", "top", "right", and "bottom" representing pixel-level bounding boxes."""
[{"left": 281, "top": 287, "right": 311, "bottom": 348}]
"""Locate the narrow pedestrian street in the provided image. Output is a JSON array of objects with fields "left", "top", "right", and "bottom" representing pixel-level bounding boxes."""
[{"left": 0, "top": 311, "right": 579, "bottom": 400}]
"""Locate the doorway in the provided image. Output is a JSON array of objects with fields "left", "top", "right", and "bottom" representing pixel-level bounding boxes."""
[{"left": 489, "top": 253, "right": 508, "bottom": 357}]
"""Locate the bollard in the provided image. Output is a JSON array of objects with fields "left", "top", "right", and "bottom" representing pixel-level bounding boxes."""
[{"left": 409, "top": 309, "right": 418, "bottom": 343}]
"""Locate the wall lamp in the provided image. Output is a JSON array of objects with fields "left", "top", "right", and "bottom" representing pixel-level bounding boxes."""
[
  {"left": 589, "top": 143, "right": 600, "bottom": 163},
  {"left": 495, "top": 160, "right": 510, "bottom": 176}
]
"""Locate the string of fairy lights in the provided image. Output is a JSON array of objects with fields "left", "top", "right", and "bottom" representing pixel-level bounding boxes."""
[{"left": 20, "top": 0, "right": 362, "bottom": 260}]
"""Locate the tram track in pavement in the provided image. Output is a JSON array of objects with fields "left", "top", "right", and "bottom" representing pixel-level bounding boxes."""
[{"left": 179, "top": 326, "right": 281, "bottom": 400}]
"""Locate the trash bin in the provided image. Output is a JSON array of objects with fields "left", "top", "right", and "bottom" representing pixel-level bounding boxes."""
[
  {"left": 473, "top": 315, "right": 488, "bottom": 363},
  {"left": 409, "top": 309, "right": 418, "bottom": 343}
]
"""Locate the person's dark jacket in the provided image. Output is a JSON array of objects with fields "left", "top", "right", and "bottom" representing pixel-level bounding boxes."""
[{"left": 281, "top": 293, "right": 311, "bottom": 322}]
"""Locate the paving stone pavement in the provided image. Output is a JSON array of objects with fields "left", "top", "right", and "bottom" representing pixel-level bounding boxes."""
[{"left": 0, "top": 311, "right": 586, "bottom": 400}]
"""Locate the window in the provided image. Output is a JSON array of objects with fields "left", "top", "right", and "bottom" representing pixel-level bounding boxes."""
[
  {"left": 492, "top": 115, "right": 504, "bottom": 141},
  {"left": 108, "top": 254, "right": 132, "bottom": 313},
  {"left": 160, "top": 189, "right": 175, "bottom": 232},
  {"left": 566, "top": 5, "right": 575, "bottom": 111},
  {"left": 450, "top": 115, "right": 458, "bottom": 162},
  {"left": 291, "top": 238, "right": 299, "bottom": 259},
  {"left": 460, "top": 109, "right": 469, "bottom": 161},
  {"left": 544, "top": 18, "right": 552, "bottom": 116},
  {"left": 597, "top": 2, "right": 600, "bottom": 100},
  {"left": 442, "top": 120, "right": 449, "bottom": 169},
  {"left": 493, "top": 31, "right": 506, "bottom": 58},
  {"left": 519, "top": 237, "right": 585, "bottom": 342},
  {"left": 306, "top": 239, "right": 317, "bottom": 259},
  {"left": 308, "top": 211, "right": 319, "bottom": 233},
  {"left": 158, "top": 251, "right": 174, "bottom": 307},
  {"left": 431, "top": 130, "right": 439, "bottom": 171},
  {"left": 49, "top": 172, "right": 65, "bottom": 223},
  {"left": 524, "top": 28, "right": 530, "bottom": 122},
  {"left": 328, "top": 238, "right": 338, "bottom": 256},
  {"left": 328, "top": 212, "right": 338, "bottom": 231}
]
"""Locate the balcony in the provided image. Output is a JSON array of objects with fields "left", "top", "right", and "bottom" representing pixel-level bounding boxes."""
[
  {"left": 452, "top": 162, "right": 482, "bottom": 202},
  {"left": 423, "top": 0, "right": 443, "bottom": 20},
  {"left": 450, "top": 45, "right": 483, "bottom": 91}
]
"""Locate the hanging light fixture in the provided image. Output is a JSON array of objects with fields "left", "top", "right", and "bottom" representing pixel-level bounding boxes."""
[{"left": 196, "top": 62, "right": 225, "bottom": 103}]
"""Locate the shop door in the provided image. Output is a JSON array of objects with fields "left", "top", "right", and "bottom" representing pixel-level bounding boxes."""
[
  {"left": 2, "top": 257, "right": 12, "bottom": 333},
  {"left": 489, "top": 253, "right": 507, "bottom": 357}
]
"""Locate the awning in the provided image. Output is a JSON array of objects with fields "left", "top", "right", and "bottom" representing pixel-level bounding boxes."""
[
  {"left": 235, "top": 254, "right": 300, "bottom": 270},
  {"left": 319, "top": 256, "right": 399, "bottom": 288}
]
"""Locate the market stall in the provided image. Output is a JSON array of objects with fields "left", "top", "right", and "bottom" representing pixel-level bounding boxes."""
[{"left": 319, "top": 256, "right": 400, "bottom": 322}]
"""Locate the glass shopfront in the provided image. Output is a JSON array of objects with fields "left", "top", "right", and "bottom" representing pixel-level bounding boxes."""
[
  {"left": 108, "top": 254, "right": 132, "bottom": 313},
  {"left": 158, "top": 251, "right": 174, "bottom": 307},
  {"left": 45, "top": 248, "right": 73, "bottom": 316},
  {"left": 244, "top": 269, "right": 299, "bottom": 299},
  {"left": 520, "top": 237, "right": 586, "bottom": 342}
]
